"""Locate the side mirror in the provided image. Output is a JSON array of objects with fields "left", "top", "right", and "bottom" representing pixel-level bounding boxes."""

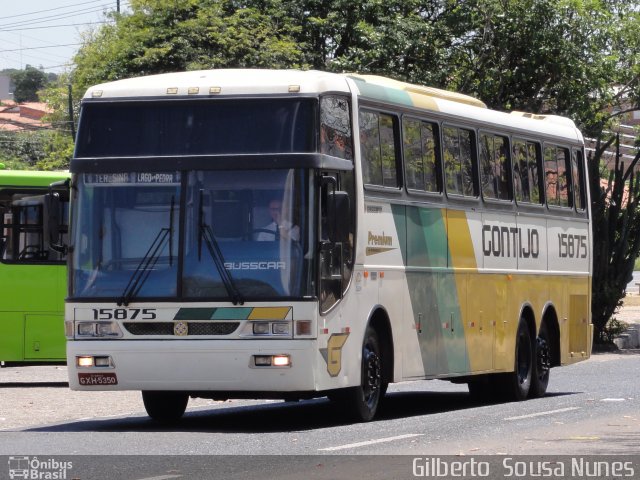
[
  {"left": 44, "top": 192, "right": 67, "bottom": 255},
  {"left": 326, "top": 190, "right": 350, "bottom": 243}
]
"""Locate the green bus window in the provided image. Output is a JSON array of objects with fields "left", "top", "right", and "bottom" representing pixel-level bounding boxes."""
[
  {"left": 0, "top": 190, "right": 68, "bottom": 264},
  {"left": 403, "top": 117, "right": 439, "bottom": 193}
]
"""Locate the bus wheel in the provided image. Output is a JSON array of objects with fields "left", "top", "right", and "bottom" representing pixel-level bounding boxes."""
[
  {"left": 142, "top": 391, "right": 189, "bottom": 422},
  {"left": 530, "top": 322, "right": 551, "bottom": 398},
  {"left": 331, "top": 326, "right": 383, "bottom": 422},
  {"left": 497, "top": 319, "right": 533, "bottom": 401}
]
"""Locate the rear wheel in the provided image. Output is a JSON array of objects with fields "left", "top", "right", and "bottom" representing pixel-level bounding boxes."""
[
  {"left": 142, "top": 391, "right": 189, "bottom": 422},
  {"left": 330, "top": 326, "right": 384, "bottom": 421},
  {"left": 495, "top": 319, "right": 533, "bottom": 401},
  {"left": 530, "top": 322, "right": 551, "bottom": 398}
]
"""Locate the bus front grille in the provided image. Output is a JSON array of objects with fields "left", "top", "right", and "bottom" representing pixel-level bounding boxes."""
[{"left": 122, "top": 322, "right": 240, "bottom": 336}]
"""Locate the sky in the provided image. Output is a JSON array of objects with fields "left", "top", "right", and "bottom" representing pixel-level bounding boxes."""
[{"left": 0, "top": 0, "right": 129, "bottom": 75}]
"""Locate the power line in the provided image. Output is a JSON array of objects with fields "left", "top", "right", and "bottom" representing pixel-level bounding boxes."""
[
  {"left": 0, "top": 6, "right": 114, "bottom": 30},
  {"left": 0, "top": 44, "right": 82, "bottom": 54},
  {"left": 1, "top": 0, "right": 109, "bottom": 21},
  {"left": 0, "top": 21, "right": 109, "bottom": 33}
]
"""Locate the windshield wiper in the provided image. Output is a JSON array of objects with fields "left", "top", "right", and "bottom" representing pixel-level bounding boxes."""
[
  {"left": 198, "top": 190, "right": 244, "bottom": 305},
  {"left": 118, "top": 196, "right": 175, "bottom": 306}
]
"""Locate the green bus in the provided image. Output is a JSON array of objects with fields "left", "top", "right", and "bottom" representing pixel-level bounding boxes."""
[{"left": 0, "top": 169, "right": 69, "bottom": 365}]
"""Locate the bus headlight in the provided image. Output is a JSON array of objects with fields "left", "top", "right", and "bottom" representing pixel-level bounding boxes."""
[
  {"left": 272, "top": 322, "right": 290, "bottom": 335},
  {"left": 247, "top": 321, "right": 292, "bottom": 337},
  {"left": 76, "top": 322, "right": 123, "bottom": 338}
]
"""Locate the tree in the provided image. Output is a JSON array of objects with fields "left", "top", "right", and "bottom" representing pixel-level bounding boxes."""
[
  {"left": 11, "top": 66, "right": 48, "bottom": 103},
  {"left": 71, "top": 0, "right": 304, "bottom": 98}
]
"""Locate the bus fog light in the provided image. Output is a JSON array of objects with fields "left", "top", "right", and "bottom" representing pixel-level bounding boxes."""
[
  {"left": 272, "top": 322, "right": 290, "bottom": 335},
  {"left": 94, "top": 356, "right": 111, "bottom": 367},
  {"left": 254, "top": 355, "right": 272, "bottom": 366},
  {"left": 77, "top": 356, "right": 94, "bottom": 367},
  {"left": 253, "top": 322, "right": 270, "bottom": 335},
  {"left": 295, "top": 320, "right": 312, "bottom": 336},
  {"left": 272, "top": 355, "right": 291, "bottom": 367}
]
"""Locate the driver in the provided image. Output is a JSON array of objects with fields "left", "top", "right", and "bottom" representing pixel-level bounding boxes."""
[{"left": 255, "top": 199, "right": 300, "bottom": 241}]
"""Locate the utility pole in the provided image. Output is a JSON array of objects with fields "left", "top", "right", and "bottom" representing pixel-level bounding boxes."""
[
  {"left": 68, "top": 84, "right": 75, "bottom": 140},
  {"left": 117, "top": 0, "right": 120, "bottom": 13}
]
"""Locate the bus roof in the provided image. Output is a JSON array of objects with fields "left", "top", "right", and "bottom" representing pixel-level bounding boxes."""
[
  {"left": 83, "top": 69, "right": 352, "bottom": 99},
  {"left": 83, "top": 69, "right": 583, "bottom": 144},
  {"left": 0, "top": 169, "right": 69, "bottom": 188}
]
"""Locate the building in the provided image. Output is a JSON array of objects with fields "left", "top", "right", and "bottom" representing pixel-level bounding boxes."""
[
  {"left": 0, "top": 102, "right": 51, "bottom": 132},
  {"left": 0, "top": 75, "right": 12, "bottom": 101}
]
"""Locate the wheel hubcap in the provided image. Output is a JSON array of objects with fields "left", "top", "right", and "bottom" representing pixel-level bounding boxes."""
[
  {"left": 517, "top": 331, "right": 531, "bottom": 385},
  {"left": 363, "top": 345, "right": 381, "bottom": 406},
  {"left": 536, "top": 337, "right": 551, "bottom": 379}
]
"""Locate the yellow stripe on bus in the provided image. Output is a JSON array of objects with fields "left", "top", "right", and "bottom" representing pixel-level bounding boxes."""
[{"left": 248, "top": 307, "right": 292, "bottom": 320}]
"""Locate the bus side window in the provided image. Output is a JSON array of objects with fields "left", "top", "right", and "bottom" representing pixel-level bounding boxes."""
[
  {"left": 513, "top": 139, "right": 543, "bottom": 204},
  {"left": 320, "top": 96, "right": 353, "bottom": 160},
  {"left": 403, "top": 117, "right": 441, "bottom": 193},
  {"left": 572, "top": 149, "right": 586, "bottom": 211},
  {"left": 444, "top": 125, "right": 476, "bottom": 197},
  {"left": 480, "top": 133, "right": 511, "bottom": 200},
  {"left": 557, "top": 147, "right": 571, "bottom": 207},
  {"left": 544, "top": 145, "right": 559, "bottom": 206},
  {"left": 545, "top": 145, "right": 571, "bottom": 208},
  {"left": 359, "top": 110, "right": 400, "bottom": 188}
]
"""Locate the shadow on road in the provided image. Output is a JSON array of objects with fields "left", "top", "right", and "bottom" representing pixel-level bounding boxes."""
[
  {"left": 0, "top": 382, "right": 68, "bottom": 388},
  {"left": 24, "top": 388, "right": 581, "bottom": 434}
]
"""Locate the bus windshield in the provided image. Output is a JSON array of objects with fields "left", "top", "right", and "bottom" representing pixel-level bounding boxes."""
[{"left": 70, "top": 169, "right": 314, "bottom": 301}]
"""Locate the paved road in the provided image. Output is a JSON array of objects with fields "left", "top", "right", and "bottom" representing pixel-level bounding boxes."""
[{"left": 1, "top": 353, "right": 638, "bottom": 455}]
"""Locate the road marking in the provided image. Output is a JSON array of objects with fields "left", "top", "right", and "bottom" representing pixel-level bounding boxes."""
[
  {"left": 318, "top": 433, "right": 424, "bottom": 451},
  {"left": 134, "top": 476, "right": 182, "bottom": 480},
  {"left": 601, "top": 398, "right": 626, "bottom": 402},
  {"left": 504, "top": 407, "right": 580, "bottom": 421}
]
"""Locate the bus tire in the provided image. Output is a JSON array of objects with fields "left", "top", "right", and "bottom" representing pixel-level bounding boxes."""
[
  {"left": 331, "top": 326, "right": 384, "bottom": 422},
  {"left": 530, "top": 322, "right": 551, "bottom": 398},
  {"left": 142, "top": 391, "right": 189, "bottom": 422},
  {"left": 496, "top": 319, "right": 533, "bottom": 401}
]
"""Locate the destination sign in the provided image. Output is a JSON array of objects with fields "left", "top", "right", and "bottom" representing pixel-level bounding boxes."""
[{"left": 84, "top": 172, "right": 181, "bottom": 185}]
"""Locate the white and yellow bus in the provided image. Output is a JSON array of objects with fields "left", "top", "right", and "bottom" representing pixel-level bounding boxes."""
[{"left": 64, "top": 70, "right": 592, "bottom": 422}]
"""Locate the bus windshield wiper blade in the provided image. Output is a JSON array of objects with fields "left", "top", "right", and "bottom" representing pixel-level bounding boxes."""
[
  {"left": 118, "top": 227, "right": 170, "bottom": 306},
  {"left": 198, "top": 190, "right": 244, "bottom": 305},
  {"left": 118, "top": 197, "right": 175, "bottom": 306}
]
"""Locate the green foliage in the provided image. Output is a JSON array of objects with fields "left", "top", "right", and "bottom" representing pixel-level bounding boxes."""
[
  {"left": 0, "top": 130, "right": 72, "bottom": 171},
  {"left": 602, "top": 317, "right": 629, "bottom": 344},
  {"left": 10, "top": 66, "right": 48, "bottom": 103},
  {"left": 71, "top": 0, "right": 305, "bottom": 98}
]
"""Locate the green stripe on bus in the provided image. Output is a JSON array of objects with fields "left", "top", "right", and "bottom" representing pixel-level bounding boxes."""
[{"left": 352, "top": 78, "right": 414, "bottom": 107}]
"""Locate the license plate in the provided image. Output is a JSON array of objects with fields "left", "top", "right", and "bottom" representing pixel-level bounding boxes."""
[{"left": 78, "top": 372, "right": 118, "bottom": 386}]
